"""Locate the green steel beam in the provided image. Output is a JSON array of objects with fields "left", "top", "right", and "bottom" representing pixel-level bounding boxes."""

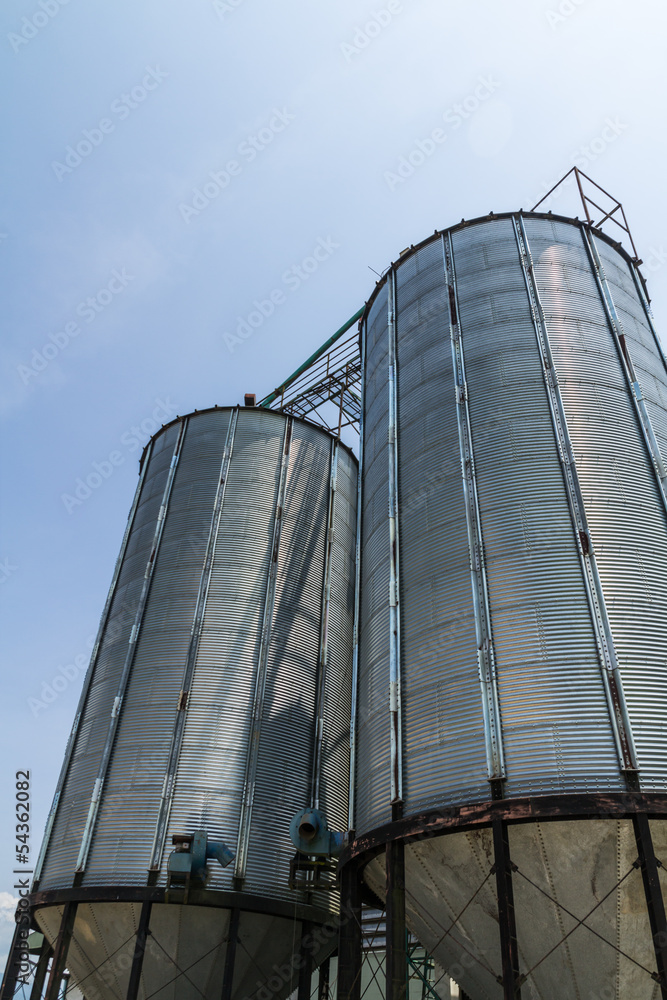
[
  {"left": 259, "top": 307, "right": 365, "bottom": 408},
  {"left": 407, "top": 950, "right": 441, "bottom": 1000}
]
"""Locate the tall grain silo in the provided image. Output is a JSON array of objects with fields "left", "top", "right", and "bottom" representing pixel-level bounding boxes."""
[
  {"left": 339, "top": 212, "right": 667, "bottom": 1000},
  {"left": 22, "top": 406, "right": 358, "bottom": 1000}
]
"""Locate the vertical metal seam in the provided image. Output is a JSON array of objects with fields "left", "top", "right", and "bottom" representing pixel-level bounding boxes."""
[
  {"left": 34, "top": 439, "right": 154, "bottom": 883},
  {"left": 630, "top": 261, "right": 667, "bottom": 372},
  {"left": 581, "top": 225, "right": 667, "bottom": 514},
  {"left": 443, "top": 232, "right": 506, "bottom": 782},
  {"left": 148, "top": 408, "right": 240, "bottom": 871},
  {"left": 234, "top": 415, "right": 293, "bottom": 880},
  {"left": 312, "top": 437, "right": 338, "bottom": 810},
  {"left": 75, "top": 419, "right": 189, "bottom": 872},
  {"left": 348, "top": 321, "right": 366, "bottom": 829},
  {"left": 387, "top": 269, "right": 403, "bottom": 805},
  {"left": 513, "top": 214, "right": 638, "bottom": 772}
]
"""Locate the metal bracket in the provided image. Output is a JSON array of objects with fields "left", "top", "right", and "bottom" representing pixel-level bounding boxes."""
[
  {"left": 289, "top": 853, "right": 338, "bottom": 891},
  {"left": 259, "top": 310, "right": 364, "bottom": 436},
  {"left": 531, "top": 166, "right": 640, "bottom": 262}
]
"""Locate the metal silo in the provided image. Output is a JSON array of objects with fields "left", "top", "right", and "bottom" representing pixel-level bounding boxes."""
[
  {"left": 24, "top": 406, "right": 358, "bottom": 1000},
  {"left": 340, "top": 212, "right": 667, "bottom": 1000}
]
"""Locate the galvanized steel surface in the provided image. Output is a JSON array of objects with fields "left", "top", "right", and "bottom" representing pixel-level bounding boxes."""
[
  {"left": 34, "top": 901, "right": 332, "bottom": 1000},
  {"left": 37, "top": 407, "right": 357, "bottom": 905},
  {"left": 34, "top": 439, "right": 155, "bottom": 885},
  {"left": 363, "top": 818, "right": 667, "bottom": 1000},
  {"left": 355, "top": 213, "right": 667, "bottom": 834},
  {"left": 39, "top": 423, "right": 182, "bottom": 884},
  {"left": 444, "top": 230, "right": 505, "bottom": 783}
]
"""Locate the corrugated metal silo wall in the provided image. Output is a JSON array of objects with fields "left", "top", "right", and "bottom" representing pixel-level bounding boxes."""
[
  {"left": 37, "top": 408, "right": 357, "bottom": 902},
  {"left": 356, "top": 215, "right": 667, "bottom": 834}
]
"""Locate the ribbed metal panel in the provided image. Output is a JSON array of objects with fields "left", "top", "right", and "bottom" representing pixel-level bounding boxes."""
[
  {"left": 357, "top": 214, "right": 667, "bottom": 831},
  {"left": 165, "top": 409, "right": 284, "bottom": 893},
  {"left": 39, "top": 423, "right": 181, "bottom": 889},
  {"left": 84, "top": 411, "right": 232, "bottom": 884},
  {"left": 592, "top": 232, "right": 667, "bottom": 472},
  {"left": 37, "top": 408, "right": 357, "bottom": 914},
  {"left": 397, "top": 237, "right": 490, "bottom": 813},
  {"left": 453, "top": 218, "right": 623, "bottom": 795},
  {"left": 526, "top": 217, "right": 667, "bottom": 790},
  {"left": 320, "top": 448, "right": 357, "bottom": 834},
  {"left": 357, "top": 285, "right": 393, "bottom": 833},
  {"left": 243, "top": 420, "right": 329, "bottom": 896}
]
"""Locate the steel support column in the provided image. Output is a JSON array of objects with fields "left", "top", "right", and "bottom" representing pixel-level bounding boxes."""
[
  {"left": 318, "top": 956, "right": 330, "bottom": 1000},
  {"left": 633, "top": 813, "right": 667, "bottom": 999},
  {"left": 492, "top": 819, "right": 521, "bottom": 1000},
  {"left": 221, "top": 908, "right": 240, "bottom": 1000},
  {"left": 0, "top": 915, "right": 26, "bottom": 1000},
  {"left": 386, "top": 841, "right": 408, "bottom": 1000},
  {"left": 297, "top": 921, "right": 314, "bottom": 1000},
  {"left": 125, "top": 900, "right": 152, "bottom": 1000},
  {"left": 338, "top": 864, "right": 362, "bottom": 1000},
  {"left": 44, "top": 902, "right": 77, "bottom": 1000},
  {"left": 30, "top": 937, "right": 53, "bottom": 1000}
]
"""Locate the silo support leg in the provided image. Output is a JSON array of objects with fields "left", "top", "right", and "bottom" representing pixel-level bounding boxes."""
[
  {"left": 632, "top": 813, "right": 667, "bottom": 999},
  {"left": 221, "top": 907, "right": 240, "bottom": 1000},
  {"left": 318, "top": 956, "right": 331, "bottom": 1000},
  {"left": 492, "top": 819, "right": 521, "bottom": 1000},
  {"left": 44, "top": 902, "right": 77, "bottom": 1000},
  {"left": 338, "top": 864, "right": 362, "bottom": 1000},
  {"left": 0, "top": 913, "right": 25, "bottom": 1000},
  {"left": 125, "top": 900, "right": 152, "bottom": 1000},
  {"left": 298, "top": 921, "right": 314, "bottom": 1000},
  {"left": 30, "top": 937, "right": 53, "bottom": 1000},
  {"left": 386, "top": 841, "right": 408, "bottom": 1000}
]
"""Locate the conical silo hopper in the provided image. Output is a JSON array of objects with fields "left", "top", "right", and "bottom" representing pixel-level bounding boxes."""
[{"left": 27, "top": 406, "right": 358, "bottom": 1000}]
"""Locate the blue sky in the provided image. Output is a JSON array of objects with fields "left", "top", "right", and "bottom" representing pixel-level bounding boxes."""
[{"left": 2, "top": 0, "right": 667, "bottom": 969}]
